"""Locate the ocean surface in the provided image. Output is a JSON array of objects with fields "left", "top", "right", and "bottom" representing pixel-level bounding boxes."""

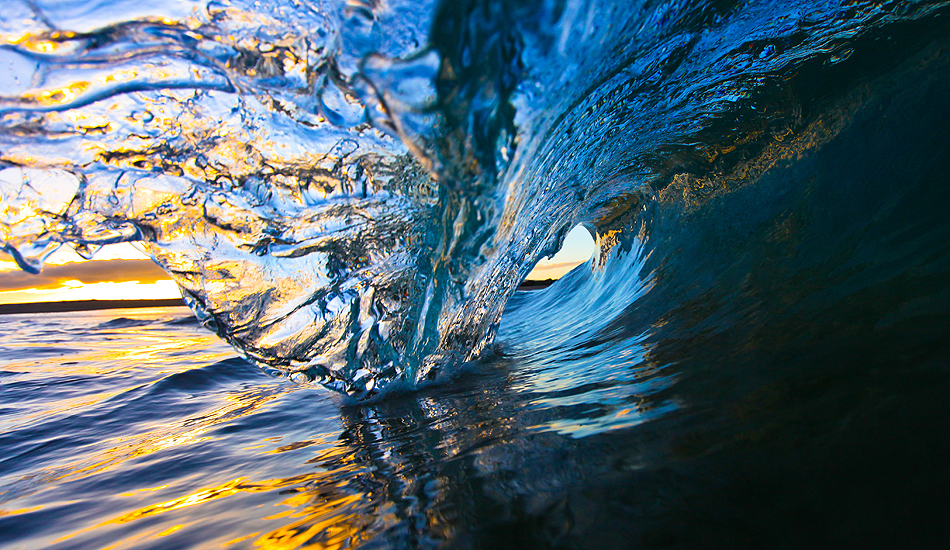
[{"left": 3, "top": 0, "right": 950, "bottom": 547}]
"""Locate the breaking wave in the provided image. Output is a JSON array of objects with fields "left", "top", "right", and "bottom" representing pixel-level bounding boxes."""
[{"left": 3, "top": 0, "right": 950, "bottom": 400}]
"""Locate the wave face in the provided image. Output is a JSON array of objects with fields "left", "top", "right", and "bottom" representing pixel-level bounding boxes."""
[{"left": 2, "top": 0, "right": 950, "bottom": 399}]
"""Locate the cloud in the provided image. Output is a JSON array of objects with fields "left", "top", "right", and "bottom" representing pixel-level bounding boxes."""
[
  {"left": 0, "top": 259, "right": 171, "bottom": 291},
  {"left": 533, "top": 260, "right": 587, "bottom": 271}
]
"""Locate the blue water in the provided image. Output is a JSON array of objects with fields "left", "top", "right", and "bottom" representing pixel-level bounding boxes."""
[
  {"left": 0, "top": 304, "right": 676, "bottom": 548},
  {"left": 3, "top": 0, "right": 950, "bottom": 547}
]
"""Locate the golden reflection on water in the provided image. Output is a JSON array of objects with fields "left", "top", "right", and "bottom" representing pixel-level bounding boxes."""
[
  {"left": 253, "top": 491, "right": 367, "bottom": 550},
  {"left": 51, "top": 376, "right": 494, "bottom": 550},
  {"left": 0, "top": 505, "right": 44, "bottom": 517},
  {"left": 1, "top": 315, "right": 550, "bottom": 550},
  {"left": 3, "top": 311, "right": 542, "bottom": 549},
  {"left": 21, "top": 339, "right": 369, "bottom": 550},
  {"left": 4, "top": 333, "right": 226, "bottom": 376},
  {"left": 44, "top": 384, "right": 291, "bottom": 488},
  {"left": 53, "top": 450, "right": 372, "bottom": 550}
]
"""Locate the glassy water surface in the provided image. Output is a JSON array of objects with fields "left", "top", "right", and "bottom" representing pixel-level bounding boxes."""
[{"left": 0, "top": 304, "right": 674, "bottom": 549}]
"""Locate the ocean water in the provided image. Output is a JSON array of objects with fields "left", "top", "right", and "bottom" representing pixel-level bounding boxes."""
[
  {"left": 0, "top": 305, "right": 689, "bottom": 548},
  {"left": 3, "top": 0, "right": 950, "bottom": 547}
]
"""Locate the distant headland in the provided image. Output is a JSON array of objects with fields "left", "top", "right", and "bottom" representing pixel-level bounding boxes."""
[{"left": 0, "top": 299, "right": 187, "bottom": 315}]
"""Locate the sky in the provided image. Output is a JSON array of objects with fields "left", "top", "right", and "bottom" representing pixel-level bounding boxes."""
[
  {"left": 0, "top": 243, "right": 181, "bottom": 304},
  {"left": 526, "top": 225, "right": 596, "bottom": 281},
  {"left": 0, "top": 226, "right": 597, "bottom": 304}
]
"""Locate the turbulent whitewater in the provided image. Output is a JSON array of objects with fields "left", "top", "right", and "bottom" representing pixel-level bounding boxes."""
[{"left": 2, "top": 0, "right": 950, "bottom": 400}]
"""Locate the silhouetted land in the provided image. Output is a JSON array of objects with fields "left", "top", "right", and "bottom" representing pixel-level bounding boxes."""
[
  {"left": 518, "top": 279, "right": 554, "bottom": 290},
  {"left": 0, "top": 299, "right": 187, "bottom": 315}
]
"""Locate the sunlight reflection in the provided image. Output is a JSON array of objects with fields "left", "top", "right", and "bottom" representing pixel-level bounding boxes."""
[
  {"left": 19, "top": 383, "right": 292, "bottom": 501},
  {"left": 55, "top": 463, "right": 372, "bottom": 549},
  {"left": 2, "top": 333, "right": 226, "bottom": 377},
  {"left": 0, "top": 505, "right": 44, "bottom": 517},
  {"left": 253, "top": 493, "right": 367, "bottom": 550}
]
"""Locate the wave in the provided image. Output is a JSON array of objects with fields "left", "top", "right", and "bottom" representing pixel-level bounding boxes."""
[{"left": 2, "top": 0, "right": 950, "bottom": 399}]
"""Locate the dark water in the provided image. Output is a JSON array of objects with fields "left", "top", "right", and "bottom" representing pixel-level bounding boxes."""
[{"left": 3, "top": 0, "right": 950, "bottom": 547}]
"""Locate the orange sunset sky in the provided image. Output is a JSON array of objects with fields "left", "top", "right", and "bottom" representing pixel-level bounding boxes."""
[{"left": 0, "top": 243, "right": 181, "bottom": 304}]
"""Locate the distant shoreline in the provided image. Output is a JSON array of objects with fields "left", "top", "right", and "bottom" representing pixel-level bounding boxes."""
[
  {"left": 0, "top": 298, "right": 187, "bottom": 315},
  {"left": 0, "top": 279, "right": 555, "bottom": 315},
  {"left": 518, "top": 278, "right": 555, "bottom": 290}
]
